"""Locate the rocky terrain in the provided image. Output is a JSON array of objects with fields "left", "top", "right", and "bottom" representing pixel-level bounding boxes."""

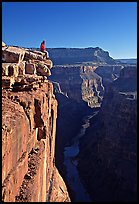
[
  {"left": 77, "top": 65, "right": 137, "bottom": 202},
  {"left": 2, "top": 42, "right": 70, "bottom": 202}
]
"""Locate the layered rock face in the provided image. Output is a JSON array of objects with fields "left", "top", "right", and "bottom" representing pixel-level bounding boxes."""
[
  {"left": 2, "top": 43, "right": 70, "bottom": 202},
  {"left": 49, "top": 65, "right": 104, "bottom": 108},
  {"left": 47, "top": 47, "right": 115, "bottom": 65},
  {"left": 77, "top": 65, "right": 137, "bottom": 202},
  {"left": 95, "top": 64, "right": 123, "bottom": 85}
]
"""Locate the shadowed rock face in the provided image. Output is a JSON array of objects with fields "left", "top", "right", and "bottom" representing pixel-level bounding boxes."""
[
  {"left": 77, "top": 65, "right": 137, "bottom": 202},
  {"left": 49, "top": 65, "right": 104, "bottom": 108},
  {"left": 2, "top": 44, "right": 70, "bottom": 202},
  {"left": 95, "top": 65, "right": 123, "bottom": 84}
]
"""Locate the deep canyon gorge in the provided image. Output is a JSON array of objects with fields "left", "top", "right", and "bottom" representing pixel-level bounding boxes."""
[
  {"left": 2, "top": 43, "right": 137, "bottom": 202},
  {"left": 48, "top": 57, "right": 137, "bottom": 202}
]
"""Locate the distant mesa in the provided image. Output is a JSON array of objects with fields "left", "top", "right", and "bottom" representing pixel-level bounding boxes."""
[
  {"left": 115, "top": 58, "right": 137, "bottom": 64},
  {"left": 47, "top": 47, "right": 115, "bottom": 65}
]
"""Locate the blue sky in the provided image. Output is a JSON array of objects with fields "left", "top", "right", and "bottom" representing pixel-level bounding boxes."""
[{"left": 2, "top": 2, "right": 137, "bottom": 59}]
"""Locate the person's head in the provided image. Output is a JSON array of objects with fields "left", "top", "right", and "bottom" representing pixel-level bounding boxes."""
[{"left": 42, "top": 40, "right": 45, "bottom": 44}]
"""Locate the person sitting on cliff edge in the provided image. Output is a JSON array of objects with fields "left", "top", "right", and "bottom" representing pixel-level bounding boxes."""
[{"left": 40, "top": 40, "right": 49, "bottom": 59}]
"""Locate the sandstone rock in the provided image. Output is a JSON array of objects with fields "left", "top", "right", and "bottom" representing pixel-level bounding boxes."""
[
  {"left": 2, "top": 43, "right": 70, "bottom": 202},
  {"left": 2, "top": 62, "right": 25, "bottom": 77},
  {"left": 15, "top": 141, "right": 47, "bottom": 202},
  {"left": 2, "top": 46, "right": 25, "bottom": 63},
  {"left": 30, "top": 50, "right": 46, "bottom": 57},
  {"left": 37, "top": 61, "right": 47, "bottom": 69},
  {"left": 18, "top": 61, "right": 26, "bottom": 76},
  {"left": 2, "top": 96, "right": 29, "bottom": 183},
  {"left": 25, "top": 75, "right": 43, "bottom": 83},
  {"left": 2, "top": 81, "right": 59, "bottom": 201},
  {"left": 24, "top": 51, "right": 44, "bottom": 61},
  {"left": 2, "top": 41, "right": 6, "bottom": 46},
  {"left": 2, "top": 63, "right": 9, "bottom": 76},
  {"left": 36, "top": 66, "right": 51, "bottom": 76},
  {"left": 2, "top": 152, "right": 28, "bottom": 202},
  {"left": 49, "top": 167, "right": 71, "bottom": 202},
  {"left": 43, "top": 59, "right": 53, "bottom": 69},
  {"left": 2, "top": 76, "right": 15, "bottom": 89},
  {"left": 43, "top": 50, "right": 49, "bottom": 59},
  {"left": 2, "top": 63, "right": 19, "bottom": 77},
  {"left": 32, "top": 50, "right": 49, "bottom": 59},
  {"left": 25, "top": 63, "right": 36, "bottom": 75}
]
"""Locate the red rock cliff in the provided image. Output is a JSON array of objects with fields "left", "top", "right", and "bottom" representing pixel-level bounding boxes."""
[{"left": 2, "top": 42, "right": 70, "bottom": 202}]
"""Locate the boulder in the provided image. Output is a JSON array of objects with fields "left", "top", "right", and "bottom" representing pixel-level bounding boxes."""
[
  {"left": 36, "top": 65, "right": 51, "bottom": 77},
  {"left": 2, "top": 46, "right": 25, "bottom": 63},
  {"left": 25, "top": 63, "right": 36, "bottom": 75}
]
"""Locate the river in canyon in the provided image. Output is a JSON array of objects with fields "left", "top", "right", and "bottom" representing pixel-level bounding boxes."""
[{"left": 63, "top": 110, "right": 99, "bottom": 202}]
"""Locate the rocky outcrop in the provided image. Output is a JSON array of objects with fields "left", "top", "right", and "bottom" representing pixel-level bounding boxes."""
[
  {"left": 47, "top": 47, "right": 116, "bottom": 65},
  {"left": 2, "top": 43, "right": 70, "bottom": 202},
  {"left": 77, "top": 66, "right": 137, "bottom": 202}
]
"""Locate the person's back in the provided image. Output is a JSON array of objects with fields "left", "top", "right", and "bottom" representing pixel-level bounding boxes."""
[
  {"left": 40, "top": 40, "right": 49, "bottom": 59},
  {"left": 40, "top": 40, "right": 46, "bottom": 52}
]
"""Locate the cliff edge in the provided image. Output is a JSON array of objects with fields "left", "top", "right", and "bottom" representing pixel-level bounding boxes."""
[{"left": 2, "top": 42, "right": 71, "bottom": 202}]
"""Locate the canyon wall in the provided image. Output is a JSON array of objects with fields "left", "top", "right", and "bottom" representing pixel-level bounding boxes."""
[
  {"left": 49, "top": 65, "right": 104, "bottom": 108},
  {"left": 48, "top": 65, "right": 104, "bottom": 198},
  {"left": 48, "top": 62, "right": 137, "bottom": 202},
  {"left": 48, "top": 65, "right": 104, "bottom": 168},
  {"left": 78, "top": 65, "right": 137, "bottom": 202},
  {"left": 2, "top": 43, "right": 70, "bottom": 202}
]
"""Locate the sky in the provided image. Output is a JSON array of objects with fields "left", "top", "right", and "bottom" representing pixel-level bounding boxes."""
[{"left": 2, "top": 2, "right": 137, "bottom": 59}]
